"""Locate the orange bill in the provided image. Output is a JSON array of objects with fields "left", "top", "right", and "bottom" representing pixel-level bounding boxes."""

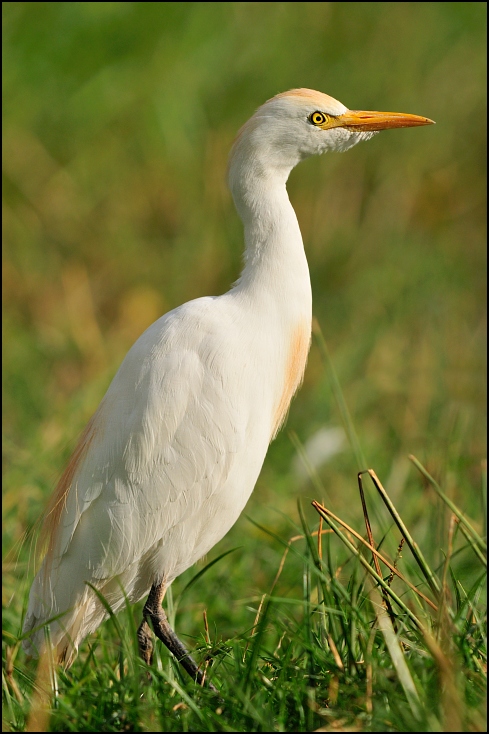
[{"left": 337, "top": 109, "right": 435, "bottom": 131}]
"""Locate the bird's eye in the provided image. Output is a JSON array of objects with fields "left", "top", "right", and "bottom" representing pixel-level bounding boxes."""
[{"left": 309, "top": 111, "right": 329, "bottom": 126}]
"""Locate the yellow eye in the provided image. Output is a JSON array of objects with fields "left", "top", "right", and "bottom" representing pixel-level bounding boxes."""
[{"left": 310, "top": 111, "right": 328, "bottom": 126}]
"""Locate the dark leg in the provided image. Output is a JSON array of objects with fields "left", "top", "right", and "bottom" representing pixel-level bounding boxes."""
[
  {"left": 137, "top": 618, "right": 154, "bottom": 665},
  {"left": 142, "top": 581, "right": 217, "bottom": 692}
]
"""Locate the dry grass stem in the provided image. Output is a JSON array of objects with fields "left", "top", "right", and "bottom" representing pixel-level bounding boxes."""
[{"left": 312, "top": 501, "right": 437, "bottom": 612}]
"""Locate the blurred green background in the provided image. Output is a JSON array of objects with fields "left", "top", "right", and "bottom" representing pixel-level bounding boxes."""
[{"left": 3, "top": 2, "right": 486, "bottom": 637}]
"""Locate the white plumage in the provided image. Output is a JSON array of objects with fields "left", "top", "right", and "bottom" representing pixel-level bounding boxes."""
[{"left": 23, "top": 89, "right": 433, "bottom": 674}]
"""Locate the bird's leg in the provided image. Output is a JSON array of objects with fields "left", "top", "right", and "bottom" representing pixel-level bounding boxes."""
[
  {"left": 137, "top": 618, "right": 154, "bottom": 666},
  {"left": 143, "top": 581, "right": 217, "bottom": 692}
]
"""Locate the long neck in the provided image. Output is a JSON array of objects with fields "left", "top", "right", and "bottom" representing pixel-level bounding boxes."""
[
  {"left": 227, "top": 136, "right": 313, "bottom": 438},
  {"left": 228, "top": 151, "right": 312, "bottom": 325}
]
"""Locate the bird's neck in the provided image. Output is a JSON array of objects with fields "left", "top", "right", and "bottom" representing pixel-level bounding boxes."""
[
  {"left": 228, "top": 150, "right": 313, "bottom": 437},
  {"left": 229, "top": 161, "right": 312, "bottom": 324}
]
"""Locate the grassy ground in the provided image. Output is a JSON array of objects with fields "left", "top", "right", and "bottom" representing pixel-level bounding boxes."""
[{"left": 3, "top": 2, "right": 486, "bottom": 731}]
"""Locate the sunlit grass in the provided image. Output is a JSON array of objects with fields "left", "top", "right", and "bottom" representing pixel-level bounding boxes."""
[{"left": 4, "top": 463, "right": 486, "bottom": 731}]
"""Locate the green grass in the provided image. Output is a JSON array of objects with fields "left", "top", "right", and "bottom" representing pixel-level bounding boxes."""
[
  {"left": 4, "top": 466, "right": 487, "bottom": 731},
  {"left": 3, "top": 2, "right": 486, "bottom": 731}
]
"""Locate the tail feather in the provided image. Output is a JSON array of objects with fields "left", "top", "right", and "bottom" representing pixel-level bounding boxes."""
[
  {"left": 22, "top": 558, "right": 153, "bottom": 666},
  {"left": 22, "top": 584, "right": 102, "bottom": 666}
]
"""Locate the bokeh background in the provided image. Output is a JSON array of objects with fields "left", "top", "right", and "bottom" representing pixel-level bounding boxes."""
[{"left": 3, "top": 2, "right": 486, "bottom": 643}]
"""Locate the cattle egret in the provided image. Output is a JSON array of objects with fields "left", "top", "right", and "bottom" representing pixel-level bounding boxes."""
[{"left": 23, "top": 89, "right": 433, "bottom": 686}]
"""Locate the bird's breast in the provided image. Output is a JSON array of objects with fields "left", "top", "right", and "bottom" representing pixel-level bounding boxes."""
[{"left": 270, "top": 319, "right": 311, "bottom": 439}]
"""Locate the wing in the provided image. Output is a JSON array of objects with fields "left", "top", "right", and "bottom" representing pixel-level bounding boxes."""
[{"left": 45, "top": 296, "right": 246, "bottom": 586}]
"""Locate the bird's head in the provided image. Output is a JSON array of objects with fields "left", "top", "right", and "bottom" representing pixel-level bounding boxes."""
[{"left": 229, "top": 88, "right": 434, "bottom": 187}]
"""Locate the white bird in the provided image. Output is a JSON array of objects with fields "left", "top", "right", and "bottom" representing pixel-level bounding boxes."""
[{"left": 23, "top": 89, "right": 433, "bottom": 685}]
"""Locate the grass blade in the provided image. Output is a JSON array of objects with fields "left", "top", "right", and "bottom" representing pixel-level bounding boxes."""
[
  {"left": 456, "top": 521, "right": 487, "bottom": 567},
  {"left": 366, "top": 469, "right": 441, "bottom": 596},
  {"left": 409, "top": 455, "right": 487, "bottom": 553},
  {"left": 176, "top": 547, "right": 241, "bottom": 606},
  {"left": 312, "top": 502, "right": 425, "bottom": 630},
  {"left": 312, "top": 500, "right": 438, "bottom": 612},
  {"left": 368, "top": 583, "right": 422, "bottom": 721},
  {"left": 312, "top": 319, "right": 367, "bottom": 472}
]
